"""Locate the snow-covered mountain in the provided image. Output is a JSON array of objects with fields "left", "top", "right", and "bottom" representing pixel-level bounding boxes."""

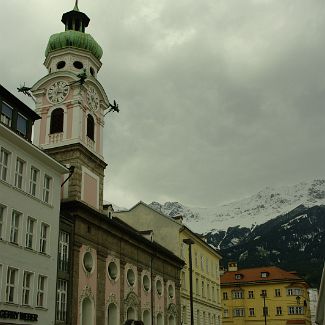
[{"left": 149, "top": 179, "right": 325, "bottom": 233}]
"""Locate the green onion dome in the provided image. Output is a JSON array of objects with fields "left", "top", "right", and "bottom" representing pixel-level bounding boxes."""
[{"left": 45, "top": 30, "right": 103, "bottom": 60}]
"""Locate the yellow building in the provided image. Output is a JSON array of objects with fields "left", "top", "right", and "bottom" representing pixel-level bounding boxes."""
[
  {"left": 115, "top": 202, "right": 223, "bottom": 325},
  {"left": 221, "top": 263, "right": 311, "bottom": 325},
  {"left": 180, "top": 224, "right": 222, "bottom": 325}
]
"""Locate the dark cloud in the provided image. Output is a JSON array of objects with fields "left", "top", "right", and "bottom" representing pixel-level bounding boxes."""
[{"left": 1, "top": 0, "right": 325, "bottom": 208}]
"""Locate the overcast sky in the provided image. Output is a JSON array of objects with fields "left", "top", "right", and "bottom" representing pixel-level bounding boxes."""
[{"left": 1, "top": 0, "right": 325, "bottom": 208}]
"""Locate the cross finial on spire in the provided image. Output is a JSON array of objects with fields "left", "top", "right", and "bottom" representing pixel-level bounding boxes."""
[{"left": 74, "top": 0, "right": 79, "bottom": 11}]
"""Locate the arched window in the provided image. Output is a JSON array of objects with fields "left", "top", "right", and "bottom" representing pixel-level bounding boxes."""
[
  {"left": 168, "top": 315, "right": 175, "bottom": 325},
  {"left": 108, "top": 303, "right": 118, "bottom": 325},
  {"left": 127, "top": 307, "right": 136, "bottom": 321},
  {"left": 81, "top": 297, "right": 93, "bottom": 325},
  {"left": 87, "top": 114, "right": 95, "bottom": 140},
  {"left": 157, "top": 313, "right": 163, "bottom": 325},
  {"left": 50, "top": 108, "right": 64, "bottom": 134},
  {"left": 143, "top": 310, "right": 150, "bottom": 325}
]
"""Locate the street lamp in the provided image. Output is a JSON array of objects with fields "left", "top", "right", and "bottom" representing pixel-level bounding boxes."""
[
  {"left": 260, "top": 292, "right": 267, "bottom": 325},
  {"left": 183, "top": 238, "right": 195, "bottom": 325}
]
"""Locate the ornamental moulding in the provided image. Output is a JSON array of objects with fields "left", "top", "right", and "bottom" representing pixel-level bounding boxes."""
[
  {"left": 124, "top": 291, "right": 139, "bottom": 308},
  {"left": 79, "top": 284, "right": 95, "bottom": 303}
]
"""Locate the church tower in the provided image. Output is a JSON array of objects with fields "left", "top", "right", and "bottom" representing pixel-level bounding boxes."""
[{"left": 32, "top": 2, "right": 109, "bottom": 210}]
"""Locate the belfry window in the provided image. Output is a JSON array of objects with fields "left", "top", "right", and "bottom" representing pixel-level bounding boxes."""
[
  {"left": 87, "top": 114, "right": 95, "bottom": 141},
  {"left": 50, "top": 108, "right": 64, "bottom": 134}
]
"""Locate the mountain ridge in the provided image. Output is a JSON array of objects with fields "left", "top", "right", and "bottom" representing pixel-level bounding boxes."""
[{"left": 149, "top": 179, "right": 325, "bottom": 232}]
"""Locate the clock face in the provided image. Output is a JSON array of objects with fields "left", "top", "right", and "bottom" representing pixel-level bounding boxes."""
[
  {"left": 47, "top": 81, "right": 69, "bottom": 104},
  {"left": 87, "top": 86, "right": 99, "bottom": 111}
]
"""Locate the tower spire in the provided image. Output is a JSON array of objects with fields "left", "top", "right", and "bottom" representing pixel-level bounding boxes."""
[{"left": 74, "top": 0, "right": 79, "bottom": 11}]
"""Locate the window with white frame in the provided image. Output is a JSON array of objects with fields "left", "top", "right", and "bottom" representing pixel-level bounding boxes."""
[
  {"left": 0, "top": 148, "right": 10, "bottom": 182},
  {"left": 232, "top": 290, "right": 244, "bottom": 299},
  {"left": 276, "top": 306, "right": 282, "bottom": 315},
  {"left": 6, "top": 267, "right": 18, "bottom": 303},
  {"left": 223, "top": 292, "right": 228, "bottom": 300},
  {"left": 22, "top": 271, "right": 33, "bottom": 305},
  {"left": 58, "top": 231, "right": 69, "bottom": 271},
  {"left": 40, "top": 223, "right": 49, "bottom": 254},
  {"left": 17, "top": 113, "right": 27, "bottom": 136},
  {"left": 0, "top": 204, "right": 5, "bottom": 239},
  {"left": 249, "top": 308, "right": 255, "bottom": 316},
  {"left": 42, "top": 175, "right": 52, "bottom": 203},
  {"left": 29, "top": 167, "right": 38, "bottom": 196},
  {"left": 37, "top": 275, "right": 47, "bottom": 307},
  {"left": 14, "top": 158, "right": 24, "bottom": 189},
  {"left": 248, "top": 290, "right": 254, "bottom": 298},
  {"left": 1, "top": 102, "right": 13, "bottom": 126},
  {"left": 223, "top": 309, "right": 228, "bottom": 318},
  {"left": 56, "top": 279, "right": 68, "bottom": 321},
  {"left": 275, "top": 288, "right": 281, "bottom": 297},
  {"left": 288, "top": 306, "right": 304, "bottom": 315},
  {"left": 287, "top": 288, "right": 302, "bottom": 296},
  {"left": 233, "top": 308, "right": 245, "bottom": 317},
  {"left": 10, "top": 210, "right": 21, "bottom": 244},
  {"left": 25, "top": 217, "right": 35, "bottom": 249}
]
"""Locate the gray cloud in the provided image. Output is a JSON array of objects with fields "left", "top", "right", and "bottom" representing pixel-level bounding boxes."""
[{"left": 1, "top": 0, "right": 325, "bottom": 208}]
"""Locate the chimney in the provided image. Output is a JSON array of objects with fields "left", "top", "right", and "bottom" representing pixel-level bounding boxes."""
[
  {"left": 103, "top": 204, "right": 114, "bottom": 219},
  {"left": 228, "top": 261, "right": 238, "bottom": 272}
]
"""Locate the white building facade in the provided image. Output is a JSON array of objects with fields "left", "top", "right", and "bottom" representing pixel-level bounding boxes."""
[{"left": 0, "top": 85, "right": 68, "bottom": 325}]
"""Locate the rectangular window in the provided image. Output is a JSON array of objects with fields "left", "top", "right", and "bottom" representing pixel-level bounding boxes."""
[
  {"left": 202, "top": 281, "right": 205, "bottom": 297},
  {"left": 233, "top": 308, "right": 245, "bottom": 317},
  {"left": 223, "top": 309, "right": 228, "bottom": 318},
  {"left": 43, "top": 175, "right": 52, "bottom": 203},
  {"left": 56, "top": 279, "right": 68, "bottom": 322},
  {"left": 261, "top": 289, "right": 267, "bottom": 297},
  {"left": 287, "top": 288, "right": 302, "bottom": 296},
  {"left": 25, "top": 217, "right": 35, "bottom": 249},
  {"left": 40, "top": 223, "right": 49, "bottom": 254},
  {"left": 275, "top": 288, "right": 281, "bottom": 297},
  {"left": 37, "top": 275, "right": 47, "bottom": 307},
  {"left": 206, "top": 258, "right": 209, "bottom": 274},
  {"left": 14, "top": 158, "right": 24, "bottom": 189},
  {"left": 10, "top": 210, "right": 21, "bottom": 244},
  {"left": 29, "top": 167, "right": 38, "bottom": 196},
  {"left": 276, "top": 306, "right": 282, "bottom": 315},
  {"left": 1, "top": 102, "right": 13, "bottom": 127},
  {"left": 0, "top": 148, "right": 10, "bottom": 182},
  {"left": 223, "top": 292, "right": 228, "bottom": 300},
  {"left": 17, "top": 113, "right": 27, "bottom": 136},
  {"left": 232, "top": 290, "right": 244, "bottom": 299},
  {"left": 248, "top": 290, "right": 254, "bottom": 298},
  {"left": 212, "top": 286, "right": 215, "bottom": 302},
  {"left": 207, "top": 283, "right": 210, "bottom": 299},
  {"left": 249, "top": 308, "right": 255, "bottom": 316},
  {"left": 0, "top": 205, "right": 5, "bottom": 239},
  {"left": 288, "top": 306, "right": 304, "bottom": 315},
  {"left": 196, "top": 278, "right": 199, "bottom": 295},
  {"left": 195, "top": 252, "right": 198, "bottom": 267},
  {"left": 201, "top": 256, "right": 204, "bottom": 271},
  {"left": 22, "top": 271, "right": 32, "bottom": 305},
  {"left": 6, "top": 267, "right": 17, "bottom": 303},
  {"left": 58, "top": 231, "right": 69, "bottom": 271}
]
